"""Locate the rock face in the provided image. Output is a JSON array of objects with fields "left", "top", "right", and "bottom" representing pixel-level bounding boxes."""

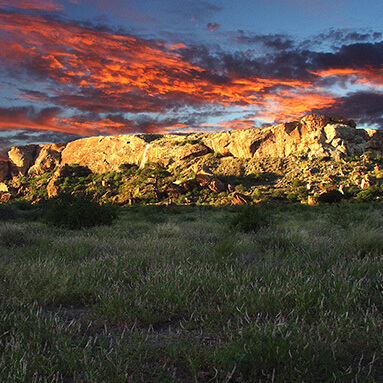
[
  {"left": 0, "top": 161, "right": 9, "bottom": 182},
  {"left": 28, "top": 143, "right": 66, "bottom": 176},
  {"left": 201, "top": 114, "right": 367, "bottom": 160},
  {"left": 8, "top": 143, "right": 66, "bottom": 178},
  {"left": 6, "top": 114, "right": 383, "bottom": 176},
  {"left": 60, "top": 134, "right": 211, "bottom": 173},
  {"left": 8, "top": 144, "right": 41, "bottom": 177}
]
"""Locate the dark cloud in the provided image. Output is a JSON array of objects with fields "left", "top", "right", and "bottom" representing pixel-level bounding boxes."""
[
  {"left": 207, "top": 23, "right": 221, "bottom": 32},
  {"left": 314, "top": 91, "right": 383, "bottom": 128},
  {"left": 0, "top": 106, "right": 62, "bottom": 127},
  {"left": 313, "top": 41, "right": 383, "bottom": 70},
  {"left": 308, "top": 29, "right": 383, "bottom": 47},
  {"left": 234, "top": 31, "right": 295, "bottom": 51}
]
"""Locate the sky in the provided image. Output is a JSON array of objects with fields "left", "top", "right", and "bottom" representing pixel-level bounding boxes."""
[{"left": 0, "top": 0, "right": 383, "bottom": 159}]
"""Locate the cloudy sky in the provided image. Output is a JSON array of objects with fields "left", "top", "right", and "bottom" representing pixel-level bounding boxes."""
[{"left": 0, "top": 0, "right": 383, "bottom": 159}]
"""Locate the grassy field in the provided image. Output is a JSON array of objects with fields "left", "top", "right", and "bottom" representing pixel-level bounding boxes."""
[{"left": 1, "top": 202, "right": 383, "bottom": 382}]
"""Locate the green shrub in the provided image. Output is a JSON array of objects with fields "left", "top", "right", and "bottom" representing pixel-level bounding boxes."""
[
  {"left": 234, "top": 184, "right": 246, "bottom": 193},
  {"left": 272, "top": 189, "right": 286, "bottom": 200},
  {"left": 355, "top": 186, "right": 378, "bottom": 202},
  {"left": 44, "top": 193, "right": 117, "bottom": 230},
  {"left": 292, "top": 179, "right": 303, "bottom": 188},
  {"left": 229, "top": 204, "right": 270, "bottom": 233},
  {"left": 252, "top": 188, "right": 262, "bottom": 200},
  {"left": 317, "top": 190, "right": 343, "bottom": 204},
  {"left": 287, "top": 192, "right": 299, "bottom": 201},
  {"left": 296, "top": 186, "right": 308, "bottom": 199}
]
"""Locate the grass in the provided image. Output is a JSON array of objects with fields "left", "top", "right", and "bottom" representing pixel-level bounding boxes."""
[{"left": 1, "top": 203, "right": 383, "bottom": 382}]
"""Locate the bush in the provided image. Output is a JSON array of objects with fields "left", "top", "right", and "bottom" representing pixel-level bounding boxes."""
[
  {"left": 229, "top": 204, "right": 270, "bottom": 233},
  {"left": 272, "top": 189, "right": 286, "bottom": 200},
  {"left": 317, "top": 190, "right": 344, "bottom": 204},
  {"left": 252, "top": 188, "right": 262, "bottom": 200},
  {"left": 44, "top": 193, "right": 117, "bottom": 230},
  {"left": 355, "top": 187, "right": 378, "bottom": 202}
]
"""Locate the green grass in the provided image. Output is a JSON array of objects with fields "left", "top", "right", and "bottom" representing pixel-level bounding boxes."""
[{"left": 1, "top": 203, "right": 383, "bottom": 382}]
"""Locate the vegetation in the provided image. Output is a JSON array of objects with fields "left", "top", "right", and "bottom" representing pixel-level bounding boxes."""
[
  {"left": 1, "top": 202, "right": 383, "bottom": 382},
  {"left": 44, "top": 193, "right": 118, "bottom": 230}
]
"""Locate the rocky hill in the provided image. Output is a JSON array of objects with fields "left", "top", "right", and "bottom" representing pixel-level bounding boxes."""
[{"left": 1, "top": 114, "right": 383, "bottom": 205}]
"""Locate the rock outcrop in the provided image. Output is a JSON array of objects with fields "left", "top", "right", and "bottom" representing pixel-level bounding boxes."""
[
  {"left": 5, "top": 114, "right": 383, "bottom": 177},
  {"left": 0, "top": 161, "right": 9, "bottom": 182},
  {"left": 8, "top": 143, "right": 66, "bottom": 178},
  {"left": 28, "top": 143, "right": 66, "bottom": 176},
  {"left": 201, "top": 114, "right": 366, "bottom": 160},
  {"left": 8, "top": 144, "right": 41, "bottom": 177}
]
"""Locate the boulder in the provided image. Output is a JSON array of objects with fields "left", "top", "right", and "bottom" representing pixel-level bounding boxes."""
[
  {"left": 28, "top": 143, "right": 66, "bottom": 176},
  {"left": 194, "top": 166, "right": 225, "bottom": 193},
  {"left": 165, "top": 182, "right": 185, "bottom": 197},
  {"left": 46, "top": 177, "right": 60, "bottom": 198},
  {"left": 0, "top": 193, "right": 11, "bottom": 203},
  {"left": 0, "top": 183, "right": 9, "bottom": 193},
  {"left": 8, "top": 144, "right": 40, "bottom": 176},
  {"left": 231, "top": 192, "right": 251, "bottom": 205}
]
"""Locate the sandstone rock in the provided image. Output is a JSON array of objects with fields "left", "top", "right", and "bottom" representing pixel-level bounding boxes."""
[
  {"left": 47, "top": 177, "right": 60, "bottom": 198},
  {"left": 0, "top": 183, "right": 9, "bottom": 192},
  {"left": 8, "top": 144, "right": 40, "bottom": 176},
  {"left": 361, "top": 174, "right": 377, "bottom": 189},
  {"left": 28, "top": 143, "right": 66, "bottom": 176},
  {"left": 61, "top": 135, "right": 211, "bottom": 173},
  {"left": 0, "top": 193, "right": 11, "bottom": 203},
  {"left": 165, "top": 182, "right": 185, "bottom": 197},
  {"left": 194, "top": 167, "right": 225, "bottom": 193},
  {"left": 208, "top": 178, "right": 226, "bottom": 193},
  {"left": 200, "top": 114, "right": 369, "bottom": 161},
  {"left": 231, "top": 192, "right": 250, "bottom": 205},
  {"left": 0, "top": 161, "right": 10, "bottom": 182}
]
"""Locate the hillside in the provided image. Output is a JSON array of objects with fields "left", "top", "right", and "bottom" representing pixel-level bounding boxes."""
[{"left": 1, "top": 114, "right": 383, "bottom": 205}]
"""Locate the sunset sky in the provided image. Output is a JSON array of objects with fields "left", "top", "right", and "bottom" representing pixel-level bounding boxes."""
[{"left": 0, "top": 0, "right": 383, "bottom": 159}]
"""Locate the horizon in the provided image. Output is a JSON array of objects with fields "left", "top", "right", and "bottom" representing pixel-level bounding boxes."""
[{"left": 0, "top": 0, "right": 382, "bottom": 160}]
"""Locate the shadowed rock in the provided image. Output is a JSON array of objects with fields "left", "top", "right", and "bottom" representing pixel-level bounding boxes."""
[{"left": 0, "top": 161, "right": 10, "bottom": 182}]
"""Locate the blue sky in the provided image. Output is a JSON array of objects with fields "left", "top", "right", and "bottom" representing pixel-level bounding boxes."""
[{"left": 0, "top": 0, "right": 382, "bottom": 158}]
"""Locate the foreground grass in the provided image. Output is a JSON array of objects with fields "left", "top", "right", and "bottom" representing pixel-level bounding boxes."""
[{"left": 0, "top": 203, "right": 383, "bottom": 382}]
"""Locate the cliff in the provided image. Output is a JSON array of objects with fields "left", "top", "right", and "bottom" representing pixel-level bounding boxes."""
[{"left": 3, "top": 114, "right": 383, "bottom": 179}]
